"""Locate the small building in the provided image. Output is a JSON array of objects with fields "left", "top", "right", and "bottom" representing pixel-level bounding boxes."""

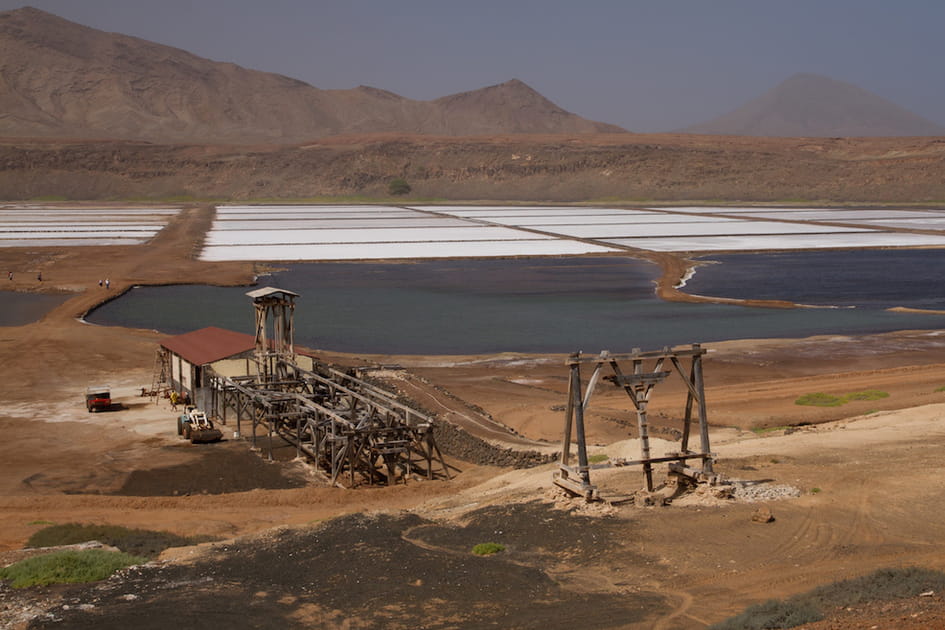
[
  {"left": 159, "top": 326, "right": 316, "bottom": 408},
  {"left": 160, "top": 327, "right": 256, "bottom": 404}
]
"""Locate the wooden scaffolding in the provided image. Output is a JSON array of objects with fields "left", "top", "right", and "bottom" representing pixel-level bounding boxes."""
[
  {"left": 554, "top": 344, "right": 718, "bottom": 500},
  {"left": 205, "top": 359, "right": 449, "bottom": 486},
  {"left": 201, "top": 286, "right": 448, "bottom": 487}
]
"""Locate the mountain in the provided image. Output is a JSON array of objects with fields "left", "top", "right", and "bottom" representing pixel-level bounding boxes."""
[
  {"left": 682, "top": 73, "right": 945, "bottom": 137},
  {"left": 0, "top": 7, "right": 623, "bottom": 143},
  {"left": 429, "top": 79, "right": 616, "bottom": 134}
]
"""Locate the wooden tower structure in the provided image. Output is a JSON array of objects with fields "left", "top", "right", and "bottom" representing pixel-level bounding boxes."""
[{"left": 246, "top": 287, "right": 299, "bottom": 382}]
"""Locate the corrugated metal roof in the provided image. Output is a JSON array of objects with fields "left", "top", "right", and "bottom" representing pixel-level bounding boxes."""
[{"left": 160, "top": 326, "right": 256, "bottom": 366}]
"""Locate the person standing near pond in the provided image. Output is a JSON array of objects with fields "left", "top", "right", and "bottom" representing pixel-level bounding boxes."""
[{"left": 105, "top": 278, "right": 110, "bottom": 289}]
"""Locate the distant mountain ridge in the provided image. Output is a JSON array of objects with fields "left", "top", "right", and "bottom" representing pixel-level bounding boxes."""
[
  {"left": 683, "top": 73, "right": 945, "bottom": 137},
  {"left": 0, "top": 7, "right": 624, "bottom": 143}
]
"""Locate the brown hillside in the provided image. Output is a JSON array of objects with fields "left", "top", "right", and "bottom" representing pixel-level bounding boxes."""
[
  {"left": 0, "top": 8, "right": 622, "bottom": 143},
  {"left": 1, "top": 132, "right": 945, "bottom": 202},
  {"left": 430, "top": 79, "right": 624, "bottom": 135},
  {"left": 684, "top": 73, "right": 945, "bottom": 137}
]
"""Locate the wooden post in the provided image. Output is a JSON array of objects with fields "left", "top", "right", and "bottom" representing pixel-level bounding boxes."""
[
  {"left": 251, "top": 402, "right": 257, "bottom": 450},
  {"left": 560, "top": 359, "right": 579, "bottom": 467},
  {"left": 573, "top": 366, "right": 591, "bottom": 487},
  {"left": 680, "top": 357, "right": 696, "bottom": 453},
  {"left": 693, "top": 344, "right": 713, "bottom": 474}
]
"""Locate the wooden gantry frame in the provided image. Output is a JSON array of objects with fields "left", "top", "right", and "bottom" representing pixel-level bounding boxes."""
[
  {"left": 206, "top": 359, "right": 449, "bottom": 486},
  {"left": 554, "top": 344, "right": 717, "bottom": 500},
  {"left": 201, "top": 287, "right": 448, "bottom": 487}
]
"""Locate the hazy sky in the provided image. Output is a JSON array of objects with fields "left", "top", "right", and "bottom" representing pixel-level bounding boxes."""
[{"left": 4, "top": 1, "right": 944, "bottom": 131}]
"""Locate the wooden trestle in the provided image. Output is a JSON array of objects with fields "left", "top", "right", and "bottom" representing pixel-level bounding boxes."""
[
  {"left": 205, "top": 359, "right": 449, "bottom": 487},
  {"left": 554, "top": 344, "right": 717, "bottom": 500}
]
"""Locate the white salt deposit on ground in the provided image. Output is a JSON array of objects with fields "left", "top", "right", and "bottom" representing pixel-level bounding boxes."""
[
  {"left": 855, "top": 217, "right": 945, "bottom": 230},
  {"left": 0, "top": 207, "right": 177, "bottom": 247},
  {"left": 199, "top": 239, "right": 618, "bottom": 261},
  {"left": 735, "top": 209, "right": 941, "bottom": 221},
  {"left": 605, "top": 231, "right": 945, "bottom": 252},
  {"left": 203, "top": 204, "right": 945, "bottom": 259},
  {"left": 526, "top": 221, "right": 870, "bottom": 239},
  {"left": 204, "top": 226, "right": 555, "bottom": 246},
  {"left": 211, "top": 218, "right": 476, "bottom": 230},
  {"left": 410, "top": 205, "right": 639, "bottom": 216},
  {"left": 482, "top": 214, "right": 737, "bottom": 226}
]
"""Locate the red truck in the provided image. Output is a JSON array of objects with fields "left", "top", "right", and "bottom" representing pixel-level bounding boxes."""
[{"left": 85, "top": 386, "right": 112, "bottom": 412}]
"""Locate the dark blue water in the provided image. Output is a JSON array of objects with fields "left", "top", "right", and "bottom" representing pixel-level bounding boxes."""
[
  {"left": 1, "top": 291, "right": 70, "bottom": 326},
  {"left": 687, "top": 250, "right": 945, "bottom": 309},
  {"left": 86, "top": 256, "right": 945, "bottom": 354}
]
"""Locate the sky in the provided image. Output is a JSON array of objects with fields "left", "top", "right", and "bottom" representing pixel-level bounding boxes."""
[{"left": 3, "top": 1, "right": 944, "bottom": 132}]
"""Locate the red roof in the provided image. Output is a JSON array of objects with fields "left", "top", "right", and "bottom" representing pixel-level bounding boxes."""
[{"left": 160, "top": 327, "right": 256, "bottom": 365}]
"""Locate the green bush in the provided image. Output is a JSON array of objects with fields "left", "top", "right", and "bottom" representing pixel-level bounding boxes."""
[
  {"left": 794, "top": 392, "right": 844, "bottom": 407},
  {"left": 795, "top": 390, "right": 889, "bottom": 407},
  {"left": 0, "top": 549, "right": 147, "bottom": 588},
  {"left": 388, "top": 178, "right": 411, "bottom": 196},
  {"left": 28, "top": 523, "right": 216, "bottom": 559},
  {"left": 588, "top": 453, "right": 609, "bottom": 464},
  {"left": 843, "top": 390, "right": 889, "bottom": 402},
  {"left": 471, "top": 542, "right": 505, "bottom": 556}
]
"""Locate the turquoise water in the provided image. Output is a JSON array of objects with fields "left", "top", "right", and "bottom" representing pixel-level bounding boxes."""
[
  {"left": 1, "top": 291, "right": 70, "bottom": 326},
  {"left": 85, "top": 256, "right": 945, "bottom": 354}
]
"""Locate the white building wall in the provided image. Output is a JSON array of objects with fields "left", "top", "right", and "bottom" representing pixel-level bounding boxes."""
[{"left": 210, "top": 358, "right": 253, "bottom": 378}]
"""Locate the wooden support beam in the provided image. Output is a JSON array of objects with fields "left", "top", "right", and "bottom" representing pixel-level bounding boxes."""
[
  {"left": 204, "top": 360, "right": 448, "bottom": 487},
  {"left": 554, "top": 344, "right": 716, "bottom": 500}
]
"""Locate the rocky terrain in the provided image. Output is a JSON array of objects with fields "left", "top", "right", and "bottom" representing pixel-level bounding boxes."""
[{"left": 2, "top": 132, "right": 945, "bottom": 202}]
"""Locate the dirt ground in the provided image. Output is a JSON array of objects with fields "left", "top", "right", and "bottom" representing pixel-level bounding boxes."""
[{"left": 2, "top": 204, "right": 945, "bottom": 628}]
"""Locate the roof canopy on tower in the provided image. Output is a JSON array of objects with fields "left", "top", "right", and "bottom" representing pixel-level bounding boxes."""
[{"left": 245, "top": 287, "right": 299, "bottom": 300}]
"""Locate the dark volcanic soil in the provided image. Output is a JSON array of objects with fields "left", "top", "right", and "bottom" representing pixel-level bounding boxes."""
[
  {"left": 25, "top": 503, "right": 667, "bottom": 630},
  {"left": 113, "top": 442, "right": 313, "bottom": 496}
]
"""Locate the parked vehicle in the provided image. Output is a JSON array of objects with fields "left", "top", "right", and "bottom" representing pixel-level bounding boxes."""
[
  {"left": 85, "top": 386, "right": 111, "bottom": 412},
  {"left": 177, "top": 405, "right": 223, "bottom": 443}
]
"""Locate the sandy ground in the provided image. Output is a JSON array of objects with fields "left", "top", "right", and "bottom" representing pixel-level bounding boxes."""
[{"left": 2, "top": 204, "right": 945, "bottom": 628}]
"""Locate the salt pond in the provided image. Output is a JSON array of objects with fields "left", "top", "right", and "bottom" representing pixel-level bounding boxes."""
[
  {"left": 686, "top": 249, "right": 945, "bottom": 309},
  {"left": 202, "top": 204, "right": 945, "bottom": 260},
  {"left": 87, "top": 256, "right": 945, "bottom": 354},
  {"left": 1, "top": 291, "right": 70, "bottom": 326},
  {"left": 604, "top": 232, "right": 945, "bottom": 252},
  {"left": 0, "top": 206, "right": 179, "bottom": 247}
]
